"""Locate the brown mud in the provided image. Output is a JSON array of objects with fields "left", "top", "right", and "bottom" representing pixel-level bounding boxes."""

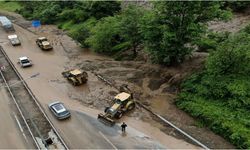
[{"left": 0, "top": 9, "right": 241, "bottom": 148}]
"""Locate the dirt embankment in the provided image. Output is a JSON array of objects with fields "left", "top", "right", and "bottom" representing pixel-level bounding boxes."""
[
  {"left": 0, "top": 10, "right": 238, "bottom": 148},
  {"left": 209, "top": 9, "right": 250, "bottom": 33}
]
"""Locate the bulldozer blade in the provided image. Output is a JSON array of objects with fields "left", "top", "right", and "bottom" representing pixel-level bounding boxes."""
[{"left": 98, "top": 113, "right": 115, "bottom": 126}]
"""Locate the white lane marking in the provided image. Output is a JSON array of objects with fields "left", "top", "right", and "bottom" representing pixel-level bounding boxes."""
[
  {"left": 98, "top": 131, "right": 117, "bottom": 150},
  {"left": 14, "top": 113, "right": 28, "bottom": 142}
]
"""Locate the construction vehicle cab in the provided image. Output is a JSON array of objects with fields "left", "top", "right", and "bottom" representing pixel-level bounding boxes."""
[
  {"left": 62, "top": 69, "right": 88, "bottom": 86},
  {"left": 98, "top": 92, "right": 135, "bottom": 126},
  {"left": 36, "top": 37, "right": 53, "bottom": 50}
]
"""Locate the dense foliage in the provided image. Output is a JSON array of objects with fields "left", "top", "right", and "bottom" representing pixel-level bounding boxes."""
[
  {"left": 86, "top": 5, "right": 144, "bottom": 56},
  {"left": 3, "top": 1, "right": 250, "bottom": 148},
  {"left": 140, "top": 1, "right": 230, "bottom": 65},
  {"left": 195, "top": 31, "right": 230, "bottom": 52},
  {"left": 177, "top": 32, "right": 250, "bottom": 148},
  {"left": 17, "top": 1, "right": 231, "bottom": 65},
  {"left": 18, "top": 1, "right": 121, "bottom": 23},
  {"left": 222, "top": 1, "right": 250, "bottom": 12},
  {"left": 18, "top": 1, "right": 120, "bottom": 48}
]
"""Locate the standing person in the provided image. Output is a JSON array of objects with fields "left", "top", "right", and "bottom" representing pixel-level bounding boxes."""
[{"left": 121, "top": 122, "right": 127, "bottom": 133}]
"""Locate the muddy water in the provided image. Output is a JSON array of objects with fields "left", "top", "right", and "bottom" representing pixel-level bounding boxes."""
[{"left": 0, "top": 9, "right": 235, "bottom": 148}]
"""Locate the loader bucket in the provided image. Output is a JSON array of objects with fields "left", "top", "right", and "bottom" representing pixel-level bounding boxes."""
[
  {"left": 62, "top": 71, "right": 70, "bottom": 78},
  {"left": 97, "top": 113, "right": 115, "bottom": 126}
]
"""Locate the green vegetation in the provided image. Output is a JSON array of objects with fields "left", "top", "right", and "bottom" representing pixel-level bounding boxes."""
[
  {"left": 16, "top": 1, "right": 231, "bottom": 65},
  {"left": 222, "top": 1, "right": 250, "bottom": 12},
  {"left": 195, "top": 31, "right": 230, "bottom": 52},
  {"left": 86, "top": 5, "right": 144, "bottom": 56},
  {"left": 17, "top": 1, "right": 120, "bottom": 48},
  {"left": 140, "top": 1, "right": 231, "bottom": 65},
  {"left": 2, "top": 1, "right": 250, "bottom": 147},
  {"left": 0, "top": 1, "right": 22, "bottom": 12},
  {"left": 177, "top": 32, "right": 250, "bottom": 148}
]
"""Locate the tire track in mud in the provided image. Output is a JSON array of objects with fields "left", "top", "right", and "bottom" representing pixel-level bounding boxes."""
[{"left": 0, "top": 45, "right": 68, "bottom": 149}]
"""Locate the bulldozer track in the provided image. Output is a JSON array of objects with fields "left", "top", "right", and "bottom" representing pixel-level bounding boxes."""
[{"left": 0, "top": 46, "right": 68, "bottom": 149}]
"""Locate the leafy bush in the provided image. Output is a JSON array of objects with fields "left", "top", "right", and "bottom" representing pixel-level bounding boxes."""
[
  {"left": 222, "top": 1, "right": 250, "bottom": 12},
  {"left": 86, "top": 16, "right": 122, "bottom": 54},
  {"left": 177, "top": 33, "right": 250, "bottom": 148},
  {"left": 195, "top": 31, "right": 230, "bottom": 52},
  {"left": 140, "top": 1, "right": 231, "bottom": 65},
  {"left": 0, "top": 1, "right": 22, "bottom": 12},
  {"left": 86, "top": 5, "right": 144, "bottom": 56},
  {"left": 69, "top": 18, "right": 97, "bottom": 48}
]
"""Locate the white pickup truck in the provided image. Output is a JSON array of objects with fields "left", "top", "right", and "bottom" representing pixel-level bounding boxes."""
[
  {"left": 18, "top": 56, "right": 32, "bottom": 68},
  {"left": 8, "top": 34, "right": 21, "bottom": 46}
]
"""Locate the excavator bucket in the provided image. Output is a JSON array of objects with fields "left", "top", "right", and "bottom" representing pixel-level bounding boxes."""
[{"left": 97, "top": 113, "right": 115, "bottom": 126}]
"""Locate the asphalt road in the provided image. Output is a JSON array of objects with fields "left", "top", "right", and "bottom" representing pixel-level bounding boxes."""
[
  {"left": 0, "top": 22, "right": 198, "bottom": 149},
  {"left": 0, "top": 86, "right": 34, "bottom": 148}
]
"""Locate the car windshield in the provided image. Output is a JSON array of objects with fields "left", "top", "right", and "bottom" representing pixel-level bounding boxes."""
[
  {"left": 13, "top": 39, "right": 19, "bottom": 43},
  {"left": 21, "top": 60, "right": 29, "bottom": 63},
  {"left": 59, "top": 111, "right": 69, "bottom": 116},
  {"left": 53, "top": 103, "right": 64, "bottom": 112},
  {"left": 41, "top": 39, "right": 47, "bottom": 42}
]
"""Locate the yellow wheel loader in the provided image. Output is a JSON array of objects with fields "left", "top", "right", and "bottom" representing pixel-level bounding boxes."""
[
  {"left": 62, "top": 69, "right": 88, "bottom": 86},
  {"left": 98, "top": 92, "right": 135, "bottom": 126}
]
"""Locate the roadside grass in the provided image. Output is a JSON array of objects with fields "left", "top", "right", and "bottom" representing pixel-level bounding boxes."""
[
  {"left": 177, "top": 94, "right": 250, "bottom": 148},
  {"left": 0, "top": 1, "right": 22, "bottom": 12}
]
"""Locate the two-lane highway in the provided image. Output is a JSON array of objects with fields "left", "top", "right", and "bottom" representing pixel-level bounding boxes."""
[{"left": 0, "top": 20, "right": 198, "bottom": 149}]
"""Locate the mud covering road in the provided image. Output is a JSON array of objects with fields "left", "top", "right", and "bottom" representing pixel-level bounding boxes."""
[
  {"left": 0, "top": 10, "right": 235, "bottom": 148},
  {"left": 0, "top": 23, "right": 197, "bottom": 149}
]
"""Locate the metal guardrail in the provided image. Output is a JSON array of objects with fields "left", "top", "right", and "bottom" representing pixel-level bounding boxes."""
[
  {"left": 0, "top": 46, "right": 69, "bottom": 149},
  {"left": 136, "top": 101, "right": 209, "bottom": 149},
  {"left": 92, "top": 67, "right": 209, "bottom": 149},
  {"left": 0, "top": 69, "right": 40, "bottom": 149}
]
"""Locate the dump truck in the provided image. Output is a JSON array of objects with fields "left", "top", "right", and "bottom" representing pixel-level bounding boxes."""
[
  {"left": 62, "top": 69, "right": 88, "bottom": 86},
  {"left": 36, "top": 37, "right": 53, "bottom": 50},
  {"left": 98, "top": 92, "right": 135, "bottom": 126}
]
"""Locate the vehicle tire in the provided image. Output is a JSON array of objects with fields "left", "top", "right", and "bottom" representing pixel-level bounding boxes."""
[
  {"left": 127, "top": 103, "right": 135, "bottom": 111},
  {"left": 104, "top": 107, "right": 109, "bottom": 113},
  {"left": 71, "top": 80, "right": 76, "bottom": 86},
  {"left": 115, "top": 111, "right": 123, "bottom": 119}
]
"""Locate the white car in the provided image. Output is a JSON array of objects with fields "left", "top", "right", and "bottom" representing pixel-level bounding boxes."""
[
  {"left": 8, "top": 34, "right": 21, "bottom": 46},
  {"left": 18, "top": 56, "right": 32, "bottom": 67},
  {"left": 48, "top": 101, "right": 71, "bottom": 120}
]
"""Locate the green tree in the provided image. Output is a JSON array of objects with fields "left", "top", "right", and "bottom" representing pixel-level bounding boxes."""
[
  {"left": 86, "top": 5, "right": 145, "bottom": 56},
  {"left": 141, "top": 1, "right": 231, "bottom": 65},
  {"left": 69, "top": 18, "right": 97, "bottom": 47},
  {"left": 72, "top": 1, "right": 121, "bottom": 20},
  {"left": 206, "top": 33, "right": 250, "bottom": 76},
  {"left": 86, "top": 16, "right": 122, "bottom": 54},
  {"left": 119, "top": 5, "right": 144, "bottom": 57}
]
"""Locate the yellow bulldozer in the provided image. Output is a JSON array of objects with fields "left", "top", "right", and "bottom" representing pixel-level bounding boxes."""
[
  {"left": 98, "top": 92, "right": 135, "bottom": 126},
  {"left": 62, "top": 69, "right": 88, "bottom": 86}
]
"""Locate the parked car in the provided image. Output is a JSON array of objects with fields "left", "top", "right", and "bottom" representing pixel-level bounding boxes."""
[
  {"left": 48, "top": 101, "right": 71, "bottom": 120},
  {"left": 36, "top": 37, "right": 53, "bottom": 50},
  {"left": 8, "top": 34, "right": 21, "bottom": 46},
  {"left": 18, "top": 56, "right": 32, "bottom": 68}
]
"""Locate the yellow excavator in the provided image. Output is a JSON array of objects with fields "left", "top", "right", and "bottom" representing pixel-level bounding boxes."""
[
  {"left": 98, "top": 92, "right": 135, "bottom": 126},
  {"left": 62, "top": 69, "right": 88, "bottom": 86}
]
